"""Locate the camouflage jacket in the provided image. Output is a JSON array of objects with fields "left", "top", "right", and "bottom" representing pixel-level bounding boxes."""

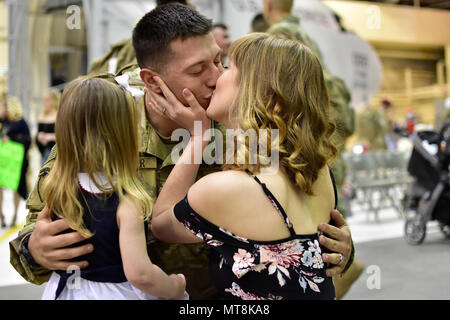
[
  {"left": 9, "top": 64, "right": 224, "bottom": 299},
  {"left": 356, "top": 107, "right": 389, "bottom": 150},
  {"left": 88, "top": 39, "right": 136, "bottom": 76}
]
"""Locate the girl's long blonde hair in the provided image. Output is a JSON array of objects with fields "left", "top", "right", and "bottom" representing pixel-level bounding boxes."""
[
  {"left": 226, "top": 33, "right": 337, "bottom": 195},
  {"left": 42, "top": 77, "right": 152, "bottom": 237}
]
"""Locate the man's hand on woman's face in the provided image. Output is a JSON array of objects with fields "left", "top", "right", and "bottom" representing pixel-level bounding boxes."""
[{"left": 318, "top": 209, "right": 353, "bottom": 277}]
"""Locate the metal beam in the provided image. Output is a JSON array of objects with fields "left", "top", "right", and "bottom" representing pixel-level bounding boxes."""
[
  {"left": 82, "top": 0, "right": 106, "bottom": 68},
  {"left": 42, "top": 0, "right": 82, "bottom": 13},
  {"left": 427, "top": 1, "right": 450, "bottom": 9},
  {"left": 7, "top": 0, "right": 30, "bottom": 120},
  {"left": 376, "top": 49, "right": 443, "bottom": 60}
]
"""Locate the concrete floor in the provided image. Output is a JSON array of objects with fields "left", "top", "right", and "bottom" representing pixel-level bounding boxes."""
[{"left": 343, "top": 231, "right": 450, "bottom": 300}]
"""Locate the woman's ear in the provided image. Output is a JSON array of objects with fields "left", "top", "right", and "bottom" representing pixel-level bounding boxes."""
[{"left": 140, "top": 68, "right": 162, "bottom": 94}]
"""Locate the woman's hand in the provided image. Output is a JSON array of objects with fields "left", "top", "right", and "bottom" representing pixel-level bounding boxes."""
[
  {"left": 146, "top": 77, "right": 210, "bottom": 136},
  {"left": 37, "top": 132, "right": 48, "bottom": 146}
]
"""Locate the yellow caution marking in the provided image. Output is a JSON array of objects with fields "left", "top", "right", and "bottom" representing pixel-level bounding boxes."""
[{"left": 0, "top": 222, "right": 25, "bottom": 243}]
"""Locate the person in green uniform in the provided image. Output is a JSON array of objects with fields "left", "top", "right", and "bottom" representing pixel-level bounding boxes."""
[
  {"left": 262, "top": 0, "right": 362, "bottom": 299},
  {"left": 87, "top": 0, "right": 192, "bottom": 76},
  {"left": 356, "top": 99, "right": 394, "bottom": 151},
  {"left": 10, "top": 3, "right": 354, "bottom": 300}
]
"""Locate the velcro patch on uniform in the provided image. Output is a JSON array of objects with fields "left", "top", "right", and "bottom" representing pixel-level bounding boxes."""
[
  {"left": 139, "top": 156, "right": 157, "bottom": 169},
  {"left": 115, "top": 74, "right": 145, "bottom": 101}
]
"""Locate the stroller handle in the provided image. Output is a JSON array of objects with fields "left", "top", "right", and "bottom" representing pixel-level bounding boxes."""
[
  {"left": 410, "top": 132, "right": 440, "bottom": 170},
  {"left": 439, "top": 118, "right": 450, "bottom": 139}
]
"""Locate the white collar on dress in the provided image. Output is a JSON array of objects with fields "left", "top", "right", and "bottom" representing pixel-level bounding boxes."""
[{"left": 77, "top": 172, "right": 113, "bottom": 194}]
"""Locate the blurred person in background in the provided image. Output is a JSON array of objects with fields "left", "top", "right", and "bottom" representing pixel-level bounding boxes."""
[
  {"left": 356, "top": 99, "right": 395, "bottom": 151},
  {"left": 212, "top": 23, "right": 232, "bottom": 67},
  {"left": 262, "top": 0, "right": 362, "bottom": 299},
  {"left": 0, "top": 95, "right": 31, "bottom": 227},
  {"left": 250, "top": 13, "right": 270, "bottom": 33},
  {"left": 36, "top": 89, "right": 60, "bottom": 166},
  {"left": 382, "top": 99, "right": 398, "bottom": 150},
  {"left": 88, "top": 0, "right": 194, "bottom": 76},
  {"left": 405, "top": 107, "right": 416, "bottom": 135}
]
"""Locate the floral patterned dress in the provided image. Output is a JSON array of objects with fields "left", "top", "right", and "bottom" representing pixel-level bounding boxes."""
[{"left": 173, "top": 172, "right": 337, "bottom": 300}]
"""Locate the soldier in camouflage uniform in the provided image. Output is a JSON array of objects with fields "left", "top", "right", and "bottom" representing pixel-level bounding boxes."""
[
  {"left": 10, "top": 4, "right": 354, "bottom": 300},
  {"left": 263, "top": 0, "right": 360, "bottom": 299},
  {"left": 356, "top": 106, "right": 389, "bottom": 151},
  {"left": 356, "top": 99, "right": 396, "bottom": 151}
]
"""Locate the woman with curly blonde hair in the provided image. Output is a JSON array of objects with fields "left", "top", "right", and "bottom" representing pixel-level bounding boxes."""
[{"left": 151, "top": 33, "right": 339, "bottom": 299}]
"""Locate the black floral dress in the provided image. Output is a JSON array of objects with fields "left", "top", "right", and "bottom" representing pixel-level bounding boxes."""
[{"left": 174, "top": 172, "right": 336, "bottom": 300}]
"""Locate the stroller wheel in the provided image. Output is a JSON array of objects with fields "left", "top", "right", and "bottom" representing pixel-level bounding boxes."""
[
  {"left": 438, "top": 223, "right": 450, "bottom": 239},
  {"left": 405, "top": 218, "right": 426, "bottom": 245}
]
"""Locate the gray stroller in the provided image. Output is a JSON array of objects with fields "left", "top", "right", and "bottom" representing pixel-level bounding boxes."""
[{"left": 404, "top": 119, "right": 450, "bottom": 245}]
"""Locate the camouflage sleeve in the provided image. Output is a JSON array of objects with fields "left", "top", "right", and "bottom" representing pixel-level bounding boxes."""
[
  {"left": 87, "top": 39, "right": 131, "bottom": 77},
  {"left": 267, "top": 23, "right": 297, "bottom": 40},
  {"left": 267, "top": 23, "right": 324, "bottom": 62},
  {"left": 115, "top": 39, "right": 137, "bottom": 73},
  {"left": 325, "top": 70, "right": 355, "bottom": 147},
  {"left": 9, "top": 147, "right": 56, "bottom": 285},
  {"left": 88, "top": 39, "right": 137, "bottom": 78}
]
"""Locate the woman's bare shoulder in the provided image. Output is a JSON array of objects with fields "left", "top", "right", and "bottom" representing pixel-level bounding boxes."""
[{"left": 187, "top": 170, "right": 254, "bottom": 217}]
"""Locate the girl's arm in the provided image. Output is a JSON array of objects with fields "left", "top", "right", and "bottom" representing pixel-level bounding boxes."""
[
  {"left": 117, "top": 196, "right": 186, "bottom": 299},
  {"left": 150, "top": 134, "right": 208, "bottom": 244},
  {"left": 147, "top": 76, "right": 210, "bottom": 243},
  {"left": 45, "top": 132, "right": 56, "bottom": 143}
]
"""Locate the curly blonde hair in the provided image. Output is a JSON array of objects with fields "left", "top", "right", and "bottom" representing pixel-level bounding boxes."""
[{"left": 225, "top": 33, "right": 337, "bottom": 195}]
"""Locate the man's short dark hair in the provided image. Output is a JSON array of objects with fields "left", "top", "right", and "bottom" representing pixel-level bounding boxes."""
[
  {"left": 156, "top": 0, "right": 187, "bottom": 6},
  {"left": 212, "top": 23, "right": 228, "bottom": 31},
  {"left": 132, "top": 3, "right": 212, "bottom": 71}
]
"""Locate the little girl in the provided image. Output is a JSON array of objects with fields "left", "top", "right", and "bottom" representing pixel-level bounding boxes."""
[{"left": 40, "top": 77, "right": 186, "bottom": 300}]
